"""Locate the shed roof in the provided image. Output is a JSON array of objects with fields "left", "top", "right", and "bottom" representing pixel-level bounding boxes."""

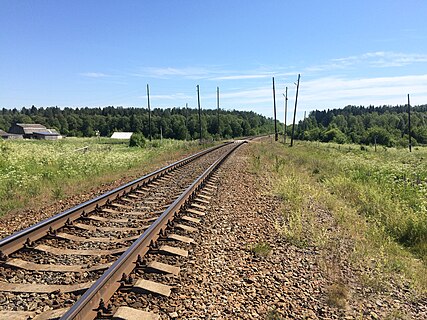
[
  {"left": 14, "top": 123, "right": 48, "bottom": 135},
  {"left": 16, "top": 123, "right": 47, "bottom": 129},
  {"left": 33, "top": 131, "right": 60, "bottom": 136},
  {"left": 111, "top": 132, "right": 133, "bottom": 139},
  {"left": 0, "top": 129, "right": 23, "bottom": 138}
]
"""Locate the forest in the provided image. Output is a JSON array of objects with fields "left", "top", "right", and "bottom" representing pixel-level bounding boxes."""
[
  {"left": 0, "top": 106, "right": 275, "bottom": 140},
  {"left": 295, "top": 104, "right": 427, "bottom": 147},
  {"left": 3, "top": 104, "right": 427, "bottom": 146}
]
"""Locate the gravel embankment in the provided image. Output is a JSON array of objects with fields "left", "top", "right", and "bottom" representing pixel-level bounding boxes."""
[
  {"left": 161, "top": 140, "right": 426, "bottom": 319},
  {"left": 160, "top": 142, "right": 332, "bottom": 319}
]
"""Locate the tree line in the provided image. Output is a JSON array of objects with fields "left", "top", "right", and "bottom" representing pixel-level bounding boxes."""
[
  {"left": 293, "top": 104, "right": 427, "bottom": 147},
  {"left": 0, "top": 106, "right": 276, "bottom": 140}
]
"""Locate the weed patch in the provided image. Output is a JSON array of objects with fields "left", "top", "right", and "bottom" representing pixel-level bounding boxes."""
[
  {"left": 0, "top": 138, "right": 202, "bottom": 216},
  {"left": 249, "top": 140, "right": 427, "bottom": 295},
  {"left": 250, "top": 241, "right": 272, "bottom": 257},
  {"left": 326, "top": 282, "right": 348, "bottom": 309}
]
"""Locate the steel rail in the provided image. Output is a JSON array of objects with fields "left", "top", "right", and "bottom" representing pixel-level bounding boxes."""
[
  {"left": 0, "top": 142, "right": 232, "bottom": 259},
  {"left": 61, "top": 141, "right": 246, "bottom": 320}
]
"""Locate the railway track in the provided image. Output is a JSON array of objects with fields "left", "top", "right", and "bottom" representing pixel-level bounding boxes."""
[{"left": 0, "top": 140, "right": 246, "bottom": 320}]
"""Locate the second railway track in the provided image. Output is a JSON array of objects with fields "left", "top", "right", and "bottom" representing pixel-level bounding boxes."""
[{"left": 0, "top": 140, "right": 246, "bottom": 320}]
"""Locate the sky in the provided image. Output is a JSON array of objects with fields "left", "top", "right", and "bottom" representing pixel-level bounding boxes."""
[{"left": 1, "top": 0, "right": 427, "bottom": 121}]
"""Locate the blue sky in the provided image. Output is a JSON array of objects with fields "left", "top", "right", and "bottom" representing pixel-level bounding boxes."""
[{"left": 1, "top": 1, "right": 427, "bottom": 120}]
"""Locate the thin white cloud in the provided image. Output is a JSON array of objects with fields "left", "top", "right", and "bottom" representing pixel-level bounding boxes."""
[
  {"left": 211, "top": 74, "right": 271, "bottom": 80},
  {"left": 134, "top": 67, "right": 213, "bottom": 80},
  {"left": 131, "top": 66, "right": 294, "bottom": 82},
  {"left": 299, "top": 74, "right": 427, "bottom": 108},
  {"left": 211, "top": 74, "right": 427, "bottom": 115},
  {"left": 304, "top": 51, "right": 427, "bottom": 74},
  {"left": 334, "top": 51, "right": 427, "bottom": 68},
  {"left": 138, "top": 93, "right": 193, "bottom": 100},
  {"left": 80, "top": 72, "right": 110, "bottom": 78}
]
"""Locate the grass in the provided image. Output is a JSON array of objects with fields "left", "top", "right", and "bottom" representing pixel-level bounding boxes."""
[
  {"left": 265, "top": 309, "right": 284, "bottom": 320},
  {"left": 248, "top": 139, "right": 427, "bottom": 296},
  {"left": 250, "top": 241, "right": 272, "bottom": 257},
  {"left": 0, "top": 137, "right": 205, "bottom": 217},
  {"left": 326, "top": 282, "right": 348, "bottom": 309}
]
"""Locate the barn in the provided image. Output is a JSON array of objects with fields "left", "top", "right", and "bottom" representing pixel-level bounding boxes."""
[
  {"left": 0, "top": 129, "right": 23, "bottom": 140},
  {"left": 33, "top": 130, "right": 63, "bottom": 140},
  {"left": 8, "top": 123, "right": 62, "bottom": 139}
]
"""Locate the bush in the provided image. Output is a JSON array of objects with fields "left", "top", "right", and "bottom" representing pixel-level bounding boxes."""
[
  {"left": 363, "top": 127, "right": 393, "bottom": 147},
  {"left": 251, "top": 241, "right": 272, "bottom": 257},
  {"left": 322, "top": 128, "right": 347, "bottom": 144},
  {"left": 129, "top": 133, "right": 146, "bottom": 147}
]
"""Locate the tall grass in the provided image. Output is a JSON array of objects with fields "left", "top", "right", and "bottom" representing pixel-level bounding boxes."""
[
  {"left": 250, "top": 140, "right": 427, "bottom": 293},
  {"left": 0, "top": 138, "right": 200, "bottom": 216}
]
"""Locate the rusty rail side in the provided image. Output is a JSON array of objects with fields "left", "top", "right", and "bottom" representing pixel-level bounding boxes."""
[
  {"left": 0, "top": 142, "right": 231, "bottom": 258},
  {"left": 60, "top": 141, "right": 246, "bottom": 320}
]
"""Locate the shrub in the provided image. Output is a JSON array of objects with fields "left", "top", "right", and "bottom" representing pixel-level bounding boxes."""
[
  {"left": 251, "top": 241, "right": 272, "bottom": 257},
  {"left": 129, "top": 133, "right": 146, "bottom": 147},
  {"left": 322, "top": 128, "right": 347, "bottom": 144}
]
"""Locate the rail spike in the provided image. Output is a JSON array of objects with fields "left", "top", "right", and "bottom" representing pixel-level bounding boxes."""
[
  {"left": 149, "top": 239, "right": 158, "bottom": 250},
  {"left": 119, "top": 273, "right": 134, "bottom": 288},
  {"left": 0, "top": 251, "right": 8, "bottom": 261},
  {"left": 95, "top": 298, "right": 113, "bottom": 317},
  {"left": 135, "top": 254, "right": 146, "bottom": 269},
  {"left": 47, "top": 226, "right": 57, "bottom": 237},
  {"left": 159, "top": 228, "right": 168, "bottom": 239},
  {"left": 106, "top": 303, "right": 113, "bottom": 314},
  {"left": 167, "top": 220, "right": 174, "bottom": 228},
  {"left": 24, "top": 238, "right": 35, "bottom": 249}
]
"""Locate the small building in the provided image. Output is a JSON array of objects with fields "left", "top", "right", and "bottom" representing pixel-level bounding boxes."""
[
  {"left": 33, "top": 131, "right": 63, "bottom": 140},
  {"left": 8, "top": 123, "right": 61, "bottom": 139},
  {"left": 111, "top": 132, "right": 134, "bottom": 139},
  {"left": 0, "top": 129, "right": 23, "bottom": 140}
]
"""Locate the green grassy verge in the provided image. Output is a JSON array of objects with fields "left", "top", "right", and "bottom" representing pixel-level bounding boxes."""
[
  {"left": 249, "top": 140, "right": 427, "bottom": 295},
  {"left": 0, "top": 138, "right": 205, "bottom": 217}
]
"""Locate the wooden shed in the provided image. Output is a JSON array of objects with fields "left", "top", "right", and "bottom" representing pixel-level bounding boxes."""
[
  {"left": 0, "top": 129, "right": 23, "bottom": 140},
  {"left": 111, "top": 132, "right": 134, "bottom": 139},
  {"left": 33, "top": 131, "right": 63, "bottom": 140},
  {"left": 8, "top": 123, "right": 61, "bottom": 139}
]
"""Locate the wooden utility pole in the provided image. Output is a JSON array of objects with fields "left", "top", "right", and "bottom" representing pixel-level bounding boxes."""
[
  {"left": 272, "top": 77, "right": 278, "bottom": 141},
  {"left": 217, "top": 86, "right": 220, "bottom": 136},
  {"left": 408, "top": 94, "right": 412, "bottom": 152},
  {"left": 197, "top": 85, "right": 202, "bottom": 143},
  {"left": 290, "top": 74, "right": 300, "bottom": 147},
  {"left": 185, "top": 103, "right": 188, "bottom": 127},
  {"left": 303, "top": 110, "right": 307, "bottom": 134},
  {"left": 283, "top": 87, "right": 288, "bottom": 143},
  {"left": 146, "top": 84, "right": 152, "bottom": 141}
]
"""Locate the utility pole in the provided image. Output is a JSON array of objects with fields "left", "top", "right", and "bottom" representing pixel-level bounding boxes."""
[
  {"left": 217, "top": 86, "right": 220, "bottom": 137},
  {"left": 303, "top": 110, "right": 307, "bottom": 135},
  {"left": 272, "top": 77, "right": 278, "bottom": 141},
  {"left": 408, "top": 94, "right": 412, "bottom": 152},
  {"left": 184, "top": 103, "right": 188, "bottom": 140},
  {"left": 184, "top": 102, "right": 188, "bottom": 127},
  {"left": 283, "top": 87, "right": 288, "bottom": 143},
  {"left": 197, "top": 85, "right": 202, "bottom": 143},
  {"left": 290, "top": 74, "right": 300, "bottom": 147},
  {"left": 146, "top": 84, "right": 152, "bottom": 141}
]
